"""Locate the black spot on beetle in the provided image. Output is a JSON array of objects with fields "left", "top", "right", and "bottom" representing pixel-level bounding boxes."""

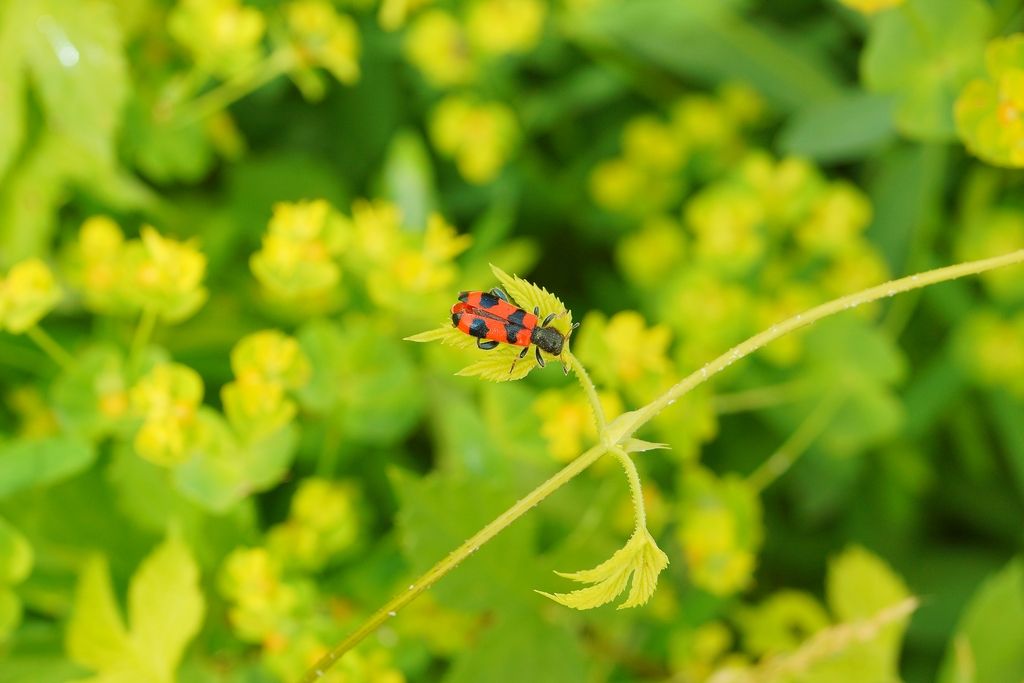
[
  {"left": 458, "top": 291, "right": 469, "bottom": 302},
  {"left": 478, "top": 292, "right": 500, "bottom": 308},
  {"left": 452, "top": 311, "right": 463, "bottom": 327},
  {"left": 469, "top": 317, "right": 489, "bottom": 338},
  {"left": 505, "top": 324, "right": 521, "bottom": 343},
  {"left": 507, "top": 309, "right": 526, "bottom": 325}
]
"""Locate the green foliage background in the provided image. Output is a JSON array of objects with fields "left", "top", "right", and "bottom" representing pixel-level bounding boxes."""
[{"left": 1, "top": 0, "right": 1023, "bottom": 682}]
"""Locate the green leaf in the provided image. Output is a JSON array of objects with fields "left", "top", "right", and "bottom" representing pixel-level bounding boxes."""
[
  {"left": 0, "top": 2, "right": 26, "bottom": 181},
  {"left": 811, "top": 545, "right": 912, "bottom": 682},
  {"left": 0, "top": 587, "right": 22, "bottom": 642},
  {"left": 939, "top": 558, "right": 1024, "bottom": 683},
  {"left": 66, "top": 555, "right": 131, "bottom": 672},
  {"left": 298, "top": 317, "right": 424, "bottom": 443},
  {"left": 571, "top": 0, "right": 842, "bottom": 112},
  {"left": 127, "top": 535, "right": 204, "bottom": 681},
  {"left": 173, "top": 409, "right": 298, "bottom": 512},
  {"left": 861, "top": 0, "right": 992, "bottom": 140},
  {"left": 443, "top": 609, "right": 587, "bottom": 683},
  {"left": 22, "top": 0, "right": 128, "bottom": 160},
  {"left": 0, "top": 517, "right": 33, "bottom": 585},
  {"left": 378, "top": 129, "right": 437, "bottom": 231},
  {"left": 779, "top": 91, "right": 897, "bottom": 162},
  {"left": 540, "top": 528, "right": 669, "bottom": 610},
  {"left": 0, "top": 435, "right": 97, "bottom": 499},
  {"left": 393, "top": 468, "right": 541, "bottom": 611}
]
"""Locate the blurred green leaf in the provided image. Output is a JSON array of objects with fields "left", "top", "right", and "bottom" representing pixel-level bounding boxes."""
[
  {"left": 861, "top": 0, "right": 992, "bottom": 140},
  {"left": 939, "top": 558, "right": 1024, "bottom": 683},
  {"left": 298, "top": 317, "right": 424, "bottom": 444},
  {"left": 0, "top": 435, "right": 97, "bottom": 499},
  {"left": 0, "top": 2, "right": 26, "bottom": 182},
  {"left": 22, "top": 0, "right": 128, "bottom": 160},
  {"left": 779, "top": 91, "right": 896, "bottom": 162},
  {"left": 66, "top": 555, "right": 130, "bottom": 672},
  {"left": 127, "top": 535, "right": 204, "bottom": 680},
  {"left": 572, "top": 0, "right": 843, "bottom": 112},
  {"left": 443, "top": 609, "right": 586, "bottom": 683},
  {"left": 173, "top": 409, "right": 298, "bottom": 512},
  {"left": 378, "top": 130, "right": 437, "bottom": 231},
  {"left": 0, "top": 517, "right": 33, "bottom": 585},
  {"left": 393, "top": 468, "right": 541, "bottom": 612}
]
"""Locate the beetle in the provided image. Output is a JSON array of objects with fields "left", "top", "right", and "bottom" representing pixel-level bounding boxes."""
[{"left": 451, "top": 288, "right": 579, "bottom": 374}]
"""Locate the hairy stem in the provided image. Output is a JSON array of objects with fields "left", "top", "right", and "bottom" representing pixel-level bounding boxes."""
[
  {"left": 300, "top": 443, "right": 610, "bottom": 683},
  {"left": 303, "top": 248, "right": 1024, "bottom": 681},
  {"left": 567, "top": 350, "right": 607, "bottom": 436},
  {"left": 610, "top": 446, "right": 647, "bottom": 531}
]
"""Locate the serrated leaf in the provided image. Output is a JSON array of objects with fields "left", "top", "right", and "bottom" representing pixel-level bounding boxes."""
[
  {"left": 455, "top": 348, "right": 537, "bottom": 382},
  {"left": 540, "top": 528, "right": 669, "bottom": 610},
  {"left": 490, "top": 264, "right": 573, "bottom": 333},
  {"left": 66, "top": 555, "right": 130, "bottom": 672},
  {"left": 127, "top": 535, "right": 204, "bottom": 681}
]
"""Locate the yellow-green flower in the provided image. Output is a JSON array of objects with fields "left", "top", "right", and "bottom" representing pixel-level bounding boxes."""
[
  {"left": 533, "top": 388, "right": 622, "bottom": 461},
  {"left": 378, "top": 0, "right": 434, "bottom": 31},
  {"left": 219, "top": 547, "right": 300, "bottom": 643},
  {"left": 130, "top": 363, "right": 204, "bottom": 466},
  {"left": 74, "top": 216, "right": 135, "bottom": 315},
  {"left": 615, "top": 216, "right": 688, "bottom": 290},
  {"left": 287, "top": 0, "right": 361, "bottom": 86},
  {"left": 957, "top": 311, "right": 1024, "bottom": 396},
  {"left": 838, "top": 0, "right": 905, "bottom": 14},
  {"left": 956, "top": 34, "right": 1024, "bottom": 168},
  {"left": 168, "top": 0, "right": 266, "bottom": 76},
  {"left": 0, "top": 259, "right": 62, "bottom": 334},
  {"left": 795, "top": 181, "right": 873, "bottom": 254},
  {"left": 429, "top": 96, "right": 518, "bottom": 183},
  {"left": 267, "top": 479, "right": 363, "bottom": 570},
  {"left": 222, "top": 375, "right": 296, "bottom": 439},
  {"left": 622, "top": 115, "right": 686, "bottom": 172},
  {"left": 465, "top": 0, "right": 545, "bottom": 56},
  {"left": 576, "top": 311, "right": 672, "bottom": 393},
  {"left": 405, "top": 9, "right": 475, "bottom": 87},
  {"left": 686, "top": 184, "right": 766, "bottom": 273},
  {"left": 129, "top": 227, "right": 208, "bottom": 323},
  {"left": 251, "top": 199, "right": 347, "bottom": 301},
  {"left": 231, "top": 330, "right": 311, "bottom": 389},
  {"left": 956, "top": 209, "right": 1024, "bottom": 302}
]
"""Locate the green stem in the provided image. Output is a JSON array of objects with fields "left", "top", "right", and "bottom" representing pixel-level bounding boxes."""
[
  {"left": 303, "top": 247, "right": 1024, "bottom": 681},
  {"left": 610, "top": 446, "right": 647, "bottom": 531},
  {"left": 130, "top": 307, "right": 158, "bottom": 372},
  {"left": 712, "top": 379, "right": 812, "bottom": 415},
  {"left": 747, "top": 392, "right": 843, "bottom": 492},
  {"left": 299, "top": 443, "right": 610, "bottom": 683},
  {"left": 567, "top": 350, "right": 607, "bottom": 436},
  {"left": 610, "top": 249, "right": 1024, "bottom": 441},
  {"left": 174, "top": 48, "right": 297, "bottom": 127},
  {"left": 25, "top": 326, "right": 73, "bottom": 369}
]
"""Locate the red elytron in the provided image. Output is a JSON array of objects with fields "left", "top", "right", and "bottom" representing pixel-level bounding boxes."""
[{"left": 451, "top": 288, "right": 578, "bottom": 374}]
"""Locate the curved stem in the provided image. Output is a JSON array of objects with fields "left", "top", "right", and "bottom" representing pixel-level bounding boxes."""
[
  {"left": 303, "top": 248, "right": 1024, "bottom": 681},
  {"left": 300, "top": 443, "right": 610, "bottom": 682},
  {"left": 613, "top": 249, "right": 1024, "bottom": 440},
  {"left": 567, "top": 350, "right": 607, "bottom": 436},
  {"left": 610, "top": 446, "right": 646, "bottom": 531}
]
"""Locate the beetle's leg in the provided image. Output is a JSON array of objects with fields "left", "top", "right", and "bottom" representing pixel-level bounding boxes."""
[
  {"left": 477, "top": 338, "right": 500, "bottom": 350},
  {"left": 542, "top": 312, "right": 557, "bottom": 327},
  {"left": 561, "top": 358, "right": 570, "bottom": 375},
  {"left": 519, "top": 346, "right": 529, "bottom": 358},
  {"left": 535, "top": 346, "right": 546, "bottom": 367},
  {"left": 533, "top": 306, "right": 540, "bottom": 316},
  {"left": 491, "top": 288, "right": 510, "bottom": 302}
]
